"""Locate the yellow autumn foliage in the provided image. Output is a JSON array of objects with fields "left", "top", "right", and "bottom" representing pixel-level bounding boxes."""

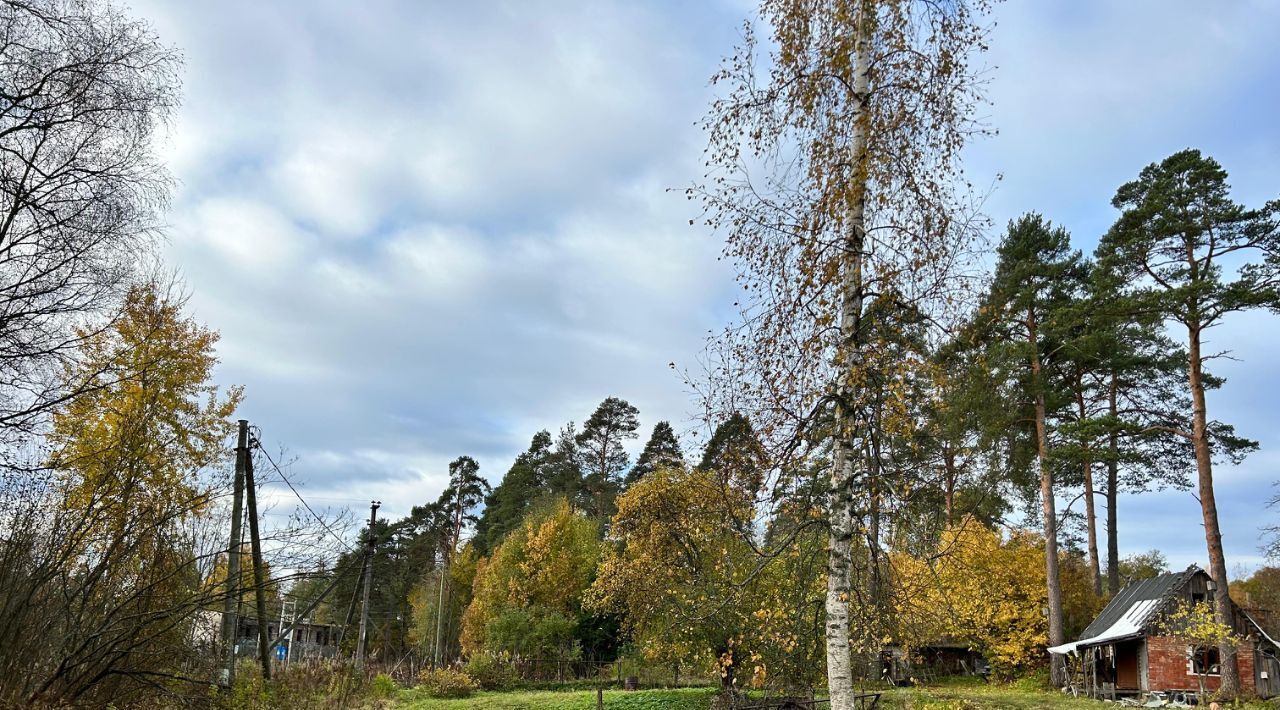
[
  {"left": 589, "top": 466, "right": 824, "bottom": 692},
  {"left": 894, "top": 518, "right": 1101, "bottom": 678},
  {"left": 459, "top": 499, "right": 599, "bottom": 655},
  {"left": 49, "top": 281, "right": 241, "bottom": 558}
]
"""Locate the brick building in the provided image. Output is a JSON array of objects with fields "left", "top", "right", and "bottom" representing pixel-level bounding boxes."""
[{"left": 1048, "top": 566, "right": 1279, "bottom": 700}]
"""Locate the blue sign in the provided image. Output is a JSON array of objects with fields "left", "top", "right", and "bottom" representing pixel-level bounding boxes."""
[{"left": 275, "top": 644, "right": 287, "bottom": 661}]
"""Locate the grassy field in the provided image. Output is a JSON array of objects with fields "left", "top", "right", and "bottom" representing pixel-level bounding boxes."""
[
  {"left": 393, "top": 678, "right": 1105, "bottom": 709},
  {"left": 395, "top": 676, "right": 1280, "bottom": 709},
  {"left": 880, "top": 681, "right": 1103, "bottom": 709},
  {"left": 395, "top": 686, "right": 716, "bottom": 710}
]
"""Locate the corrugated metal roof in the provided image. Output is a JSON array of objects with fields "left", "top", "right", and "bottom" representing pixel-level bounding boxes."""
[{"left": 1048, "top": 567, "right": 1199, "bottom": 655}]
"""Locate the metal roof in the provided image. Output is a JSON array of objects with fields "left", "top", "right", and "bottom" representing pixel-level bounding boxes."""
[{"left": 1048, "top": 567, "right": 1199, "bottom": 655}]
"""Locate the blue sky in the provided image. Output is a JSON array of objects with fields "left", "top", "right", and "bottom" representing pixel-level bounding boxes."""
[{"left": 132, "top": 1, "right": 1280, "bottom": 573}]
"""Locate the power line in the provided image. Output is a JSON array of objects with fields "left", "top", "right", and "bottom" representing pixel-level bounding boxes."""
[{"left": 250, "top": 430, "right": 355, "bottom": 553}]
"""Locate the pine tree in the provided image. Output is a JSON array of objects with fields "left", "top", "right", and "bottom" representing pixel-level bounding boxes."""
[
  {"left": 575, "top": 398, "right": 639, "bottom": 519},
  {"left": 626, "top": 421, "right": 684, "bottom": 486},
  {"left": 544, "top": 422, "right": 584, "bottom": 500},
  {"left": 698, "top": 413, "right": 763, "bottom": 472},
  {"left": 916, "top": 337, "right": 1013, "bottom": 539},
  {"left": 433, "top": 456, "right": 489, "bottom": 666},
  {"left": 976, "top": 213, "right": 1087, "bottom": 687},
  {"left": 697, "top": 412, "right": 768, "bottom": 496},
  {"left": 1098, "top": 149, "right": 1280, "bottom": 695},
  {"left": 1076, "top": 260, "right": 1209, "bottom": 597}
]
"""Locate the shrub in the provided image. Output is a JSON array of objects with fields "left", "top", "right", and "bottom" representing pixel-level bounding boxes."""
[
  {"left": 1009, "top": 666, "right": 1050, "bottom": 693},
  {"left": 417, "top": 668, "right": 477, "bottom": 698},
  {"left": 463, "top": 654, "right": 518, "bottom": 690},
  {"left": 228, "top": 667, "right": 270, "bottom": 709},
  {"left": 369, "top": 672, "right": 397, "bottom": 699}
]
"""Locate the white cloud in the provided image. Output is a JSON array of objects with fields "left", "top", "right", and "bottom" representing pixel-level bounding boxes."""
[{"left": 182, "top": 197, "right": 309, "bottom": 270}]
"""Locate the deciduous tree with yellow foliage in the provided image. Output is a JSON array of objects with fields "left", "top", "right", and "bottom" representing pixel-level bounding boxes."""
[
  {"left": 1154, "top": 598, "right": 1240, "bottom": 698},
  {"left": 51, "top": 281, "right": 242, "bottom": 556},
  {"left": 590, "top": 466, "right": 825, "bottom": 694},
  {"left": 894, "top": 518, "right": 1101, "bottom": 679},
  {"left": 8, "top": 280, "right": 242, "bottom": 704},
  {"left": 461, "top": 499, "right": 601, "bottom": 675},
  {"left": 589, "top": 466, "right": 755, "bottom": 687}
]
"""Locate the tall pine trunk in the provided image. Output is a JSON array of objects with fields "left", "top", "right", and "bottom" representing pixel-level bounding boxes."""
[
  {"left": 1076, "top": 387, "right": 1102, "bottom": 597},
  {"left": 825, "top": 7, "right": 872, "bottom": 707},
  {"left": 1187, "top": 324, "right": 1240, "bottom": 695},
  {"left": 1030, "top": 308, "right": 1065, "bottom": 687},
  {"left": 1106, "top": 375, "right": 1120, "bottom": 596}
]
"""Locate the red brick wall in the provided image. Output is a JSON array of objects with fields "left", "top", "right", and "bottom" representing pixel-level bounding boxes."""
[{"left": 1146, "top": 635, "right": 1255, "bottom": 694}]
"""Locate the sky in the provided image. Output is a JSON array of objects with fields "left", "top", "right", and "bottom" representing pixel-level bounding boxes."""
[{"left": 130, "top": 0, "right": 1280, "bottom": 573}]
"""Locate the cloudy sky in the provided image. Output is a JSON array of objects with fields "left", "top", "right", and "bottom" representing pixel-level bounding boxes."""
[{"left": 131, "top": 0, "right": 1280, "bottom": 572}]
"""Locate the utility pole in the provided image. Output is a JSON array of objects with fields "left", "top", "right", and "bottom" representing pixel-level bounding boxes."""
[
  {"left": 220, "top": 420, "right": 249, "bottom": 689},
  {"left": 339, "top": 555, "right": 366, "bottom": 650},
  {"left": 244, "top": 437, "right": 272, "bottom": 680},
  {"left": 355, "top": 500, "right": 380, "bottom": 668}
]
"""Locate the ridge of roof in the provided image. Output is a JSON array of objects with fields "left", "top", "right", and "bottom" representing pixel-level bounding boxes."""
[{"left": 1076, "top": 566, "right": 1204, "bottom": 642}]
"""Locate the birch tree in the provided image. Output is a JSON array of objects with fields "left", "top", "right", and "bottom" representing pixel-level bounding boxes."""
[
  {"left": 0, "top": 0, "right": 178, "bottom": 435},
  {"left": 691, "top": 1, "right": 992, "bottom": 705}
]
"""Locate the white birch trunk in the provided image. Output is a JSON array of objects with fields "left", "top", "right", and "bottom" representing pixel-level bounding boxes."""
[
  {"left": 826, "top": 5, "right": 872, "bottom": 706},
  {"left": 826, "top": 439, "right": 857, "bottom": 708}
]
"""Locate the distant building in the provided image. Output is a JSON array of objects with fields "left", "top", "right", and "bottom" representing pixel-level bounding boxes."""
[
  {"left": 194, "top": 610, "right": 342, "bottom": 661},
  {"left": 1049, "top": 566, "right": 1279, "bottom": 700},
  {"left": 883, "top": 641, "right": 988, "bottom": 685}
]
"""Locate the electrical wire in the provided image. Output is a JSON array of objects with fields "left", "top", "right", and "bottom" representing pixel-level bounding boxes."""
[{"left": 250, "top": 429, "right": 355, "bottom": 553}]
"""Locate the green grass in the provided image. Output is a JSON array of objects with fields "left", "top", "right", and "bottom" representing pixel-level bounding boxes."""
[
  {"left": 395, "top": 686, "right": 716, "bottom": 710},
  {"left": 395, "top": 677, "right": 1275, "bottom": 709},
  {"left": 880, "top": 682, "right": 1100, "bottom": 709},
  {"left": 392, "top": 679, "right": 1078, "bottom": 709}
]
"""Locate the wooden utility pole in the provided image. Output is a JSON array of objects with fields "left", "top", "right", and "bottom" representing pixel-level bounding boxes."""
[
  {"left": 244, "top": 435, "right": 272, "bottom": 680},
  {"left": 220, "top": 420, "right": 249, "bottom": 689},
  {"left": 355, "top": 500, "right": 380, "bottom": 668}
]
